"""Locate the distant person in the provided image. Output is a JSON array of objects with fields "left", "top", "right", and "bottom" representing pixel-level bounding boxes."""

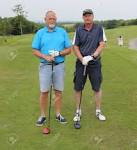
[
  {"left": 117, "top": 36, "right": 123, "bottom": 46},
  {"left": 32, "top": 11, "right": 71, "bottom": 126},
  {"left": 73, "top": 9, "right": 106, "bottom": 123}
]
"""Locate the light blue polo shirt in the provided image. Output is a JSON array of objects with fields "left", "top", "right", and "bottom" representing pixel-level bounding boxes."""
[{"left": 32, "top": 26, "right": 71, "bottom": 63}]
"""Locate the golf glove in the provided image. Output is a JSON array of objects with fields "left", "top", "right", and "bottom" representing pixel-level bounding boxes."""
[
  {"left": 49, "top": 50, "right": 60, "bottom": 57},
  {"left": 82, "top": 55, "right": 93, "bottom": 65}
]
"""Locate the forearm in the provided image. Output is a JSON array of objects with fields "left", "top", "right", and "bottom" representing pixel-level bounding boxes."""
[
  {"left": 33, "top": 49, "right": 46, "bottom": 59},
  {"left": 33, "top": 49, "right": 54, "bottom": 62},
  {"left": 73, "top": 45, "right": 83, "bottom": 62},
  {"left": 59, "top": 47, "right": 71, "bottom": 56},
  {"left": 93, "top": 42, "right": 105, "bottom": 58}
]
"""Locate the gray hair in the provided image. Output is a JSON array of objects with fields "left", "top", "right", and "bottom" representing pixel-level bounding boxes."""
[{"left": 45, "top": 11, "right": 56, "bottom": 17}]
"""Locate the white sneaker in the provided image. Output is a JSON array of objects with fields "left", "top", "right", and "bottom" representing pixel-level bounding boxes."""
[
  {"left": 73, "top": 113, "right": 80, "bottom": 122},
  {"left": 73, "top": 109, "right": 82, "bottom": 121},
  {"left": 96, "top": 112, "right": 106, "bottom": 121},
  {"left": 76, "top": 109, "right": 82, "bottom": 116}
]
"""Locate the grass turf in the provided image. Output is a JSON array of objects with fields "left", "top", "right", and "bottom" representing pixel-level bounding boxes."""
[{"left": 0, "top": 26, "right": 137, "bottom": 150}]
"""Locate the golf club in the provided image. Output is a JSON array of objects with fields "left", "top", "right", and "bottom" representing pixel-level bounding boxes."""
[
  {"left": 74, "top": 65, "right": 87, "bottom": 129},
  {"left": 43, "top": 61, "right": 54, "bottom": 134}
]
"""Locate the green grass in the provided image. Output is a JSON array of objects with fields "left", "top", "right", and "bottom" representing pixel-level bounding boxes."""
[{"left": 1, "top": 26, "right": 137, "bottom": 150}]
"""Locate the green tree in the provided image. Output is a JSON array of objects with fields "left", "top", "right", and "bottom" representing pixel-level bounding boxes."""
[{"left": 12, "top": 4, "right": 27, "bottom": 35}]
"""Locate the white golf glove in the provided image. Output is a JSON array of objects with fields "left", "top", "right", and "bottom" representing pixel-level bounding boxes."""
[
  {"left": 49, "top": 50, "right": 60, "bottom": 57},
  {"left": 82, "top": 55, "right": 93, "bottom": 65}
]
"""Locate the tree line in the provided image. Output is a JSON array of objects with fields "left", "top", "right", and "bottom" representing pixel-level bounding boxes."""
[
  {"left": 62, "top": 19, "right": 137, "bottom": 33},
  {"left": 0, "top": 4, "right": 43, "bottom": 36},
  {"left": 0, "top": 4, "right": 137, "bottom": 35},
  {"left": 0, "top": 16, "right": 43, "bottom": 35}
]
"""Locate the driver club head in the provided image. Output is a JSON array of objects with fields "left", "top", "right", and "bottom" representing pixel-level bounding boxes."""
[
  {"left": 42, "top": 127, "right": 50, "bottom": 134},
  {"left": 74, "top": 121, "right": 81, "bottom": 129}
]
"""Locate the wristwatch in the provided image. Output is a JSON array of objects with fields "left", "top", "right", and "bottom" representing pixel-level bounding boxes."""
[{"left": 59, "top": 51, "right": 61, "bottom": 56}]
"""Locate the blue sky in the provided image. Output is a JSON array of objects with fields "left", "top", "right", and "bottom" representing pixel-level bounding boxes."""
[{"left": 0, "top": 0, "right": 137, "bottom": 22}]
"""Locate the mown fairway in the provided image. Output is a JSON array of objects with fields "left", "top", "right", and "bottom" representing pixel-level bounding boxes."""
[{"left": 0, "top": 26, "right": 137, "bottom": 150}]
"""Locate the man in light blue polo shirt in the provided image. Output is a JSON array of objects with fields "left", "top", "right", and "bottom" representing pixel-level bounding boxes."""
[{"left": 32, "top": 11, "right": 71, "bottom": 126}]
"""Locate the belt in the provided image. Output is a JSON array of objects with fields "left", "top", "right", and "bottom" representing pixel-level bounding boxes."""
[{"left": 41, "top": 61, "right": 64, "bottom": 66}]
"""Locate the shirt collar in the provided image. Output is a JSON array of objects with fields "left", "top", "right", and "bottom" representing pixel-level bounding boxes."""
[
  {"left": 45, "top": 26, "right": 57, "bottom": 32},
  {"left": 82, "top": 23, "right": 95, "bottom": 31}
]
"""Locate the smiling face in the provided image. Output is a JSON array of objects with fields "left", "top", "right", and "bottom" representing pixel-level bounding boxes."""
[
  {"left": 83, "top": 14, "right": 94, "bottom": 25},
  {"left": 45, "top": 11, "right": 57, "bottom": 29}
]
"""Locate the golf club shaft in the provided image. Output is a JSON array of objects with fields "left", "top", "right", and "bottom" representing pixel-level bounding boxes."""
[
  {"left": 48, "top": 62, "right": 54, "bottom": 128},
  {"left": 78, "top": 65, "right": 87, "bottom": 116}
]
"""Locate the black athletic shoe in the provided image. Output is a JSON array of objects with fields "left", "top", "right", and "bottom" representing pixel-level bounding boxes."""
[
  {"left": 56, "top": 114, "right": 67, "bottom": 124},
  {"left": 36, "top": 116, "right": 46, "bottom": 126}
]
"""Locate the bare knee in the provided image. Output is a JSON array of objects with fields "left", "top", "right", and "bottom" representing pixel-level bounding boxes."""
[
  {"left": 40, "top": 91, "right": 48, "bottom": 96},
  {"left": 55, "top": 90, "right": 62, "bottom": 99},
  {"left": 94, "top": 89, "right": 102, "bottom": 95}
]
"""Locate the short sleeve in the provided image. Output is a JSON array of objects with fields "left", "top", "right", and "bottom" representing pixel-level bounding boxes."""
[
  {"left": 102, "top": 28, "right": 107, "bottom": 42},
  {"left": 98, "top": 27, "right": 104, "bottom": 43},
  {"left": 32, "top": 31, "right": 41, "bottom": 51},
  {"left": 73, "top": 28, "right": 80, "bottom": 46}
]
